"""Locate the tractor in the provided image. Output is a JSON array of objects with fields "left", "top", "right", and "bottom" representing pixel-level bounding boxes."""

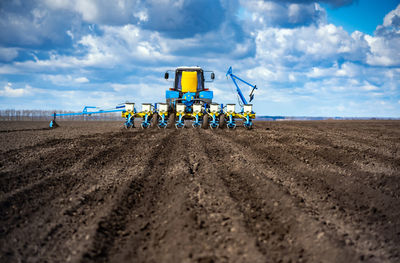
[
  {"left": 162, "top": 66, "right": 218, "bottom": 129},
  {"left": 50, "top": 66, "right": 257, "bottom": 130}
]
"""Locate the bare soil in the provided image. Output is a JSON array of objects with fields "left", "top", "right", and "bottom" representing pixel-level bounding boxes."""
[{"left": 0, "top": 120, "right": 399, "bottom": 263}]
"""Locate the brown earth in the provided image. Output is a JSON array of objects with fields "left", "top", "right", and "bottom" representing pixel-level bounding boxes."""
[{"left": 0, "top": 120, "right": 399, "bottom": 263}]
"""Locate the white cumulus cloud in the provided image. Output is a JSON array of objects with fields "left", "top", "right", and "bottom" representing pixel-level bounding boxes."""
[
  {"left": 0, "top": 83, "right": 33, "bottom": 97},
  {"left": 74, "top": 77, "right": 89, "bottom": 83}
]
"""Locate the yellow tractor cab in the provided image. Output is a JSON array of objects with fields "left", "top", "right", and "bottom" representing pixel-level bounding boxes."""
[{"left": 177, "top": 70, "right": 201, "bottom": 93}]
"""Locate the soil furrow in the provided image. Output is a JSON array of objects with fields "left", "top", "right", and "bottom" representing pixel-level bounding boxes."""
[
  {"left": 104, "top": 129, "right": 266, "bottom": 263},
  {"left": 0, "top": 129, "right": 168, "bottom": 262},
  {"left": 0, "top": 131, "right": 139, "bottom": 195},
  {"left": 212, "top": 127, "right": 399, "bottom": 261},
  {"left": 204, "top": 129, "right": 360, "bottom": 262},
  {"left": 81, "top": 129, "right": 178, "bottom": 262},
  {"left": 223, "top": 126, "right": 400, "bottom": 237}
]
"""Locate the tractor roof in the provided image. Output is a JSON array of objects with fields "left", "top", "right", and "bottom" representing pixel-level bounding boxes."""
[{"left": 176, "top": 66, "right": 203, "bottom": 71}]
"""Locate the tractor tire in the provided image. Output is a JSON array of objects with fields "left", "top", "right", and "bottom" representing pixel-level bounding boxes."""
[
  {"left": 151, "top": 113, "right": 159, "bottom": 128},
  {"left": 219, "top": 114, "right": 225, "bottom": 129},
  {"left": 202, "top": 115, "right": 209, "bottom": 129},
  {"left": 167, "top": 113, "right": 175, "bottom": 128}
]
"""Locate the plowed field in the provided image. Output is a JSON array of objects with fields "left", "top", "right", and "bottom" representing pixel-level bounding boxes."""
[{"left": 1, "top": 120, "right": 399, "bottom": 262}]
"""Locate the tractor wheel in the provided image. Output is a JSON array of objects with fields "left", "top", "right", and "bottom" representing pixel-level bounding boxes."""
[
  {"left": 151, "top": 113, "right": 159, "bottom": 128},
  {"left": 167, "top": 113, "right": 175, "bottom": 128},
  {"left": 202, "top": 115, "right": 209, "bottom": 129},
  {"left": 219, "top": 114, "right": 225, "bottom": 129}
]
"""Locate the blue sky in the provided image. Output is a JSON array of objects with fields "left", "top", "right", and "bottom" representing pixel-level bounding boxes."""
[
  {"left": 0, "top": 0, "right": 399, "bottom": 117},
  {"left": 323, "top": 0, "right": 400, "bottom": 35}
]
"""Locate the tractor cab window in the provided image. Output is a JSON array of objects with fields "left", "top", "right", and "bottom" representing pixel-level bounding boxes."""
[{"left": 175, "top": 70, "right": 204, "bottom": 92}]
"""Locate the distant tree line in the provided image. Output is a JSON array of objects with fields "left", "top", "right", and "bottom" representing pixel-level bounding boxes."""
[{"left": 0, "top": 109, "right": 121, "bottom": 121}]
